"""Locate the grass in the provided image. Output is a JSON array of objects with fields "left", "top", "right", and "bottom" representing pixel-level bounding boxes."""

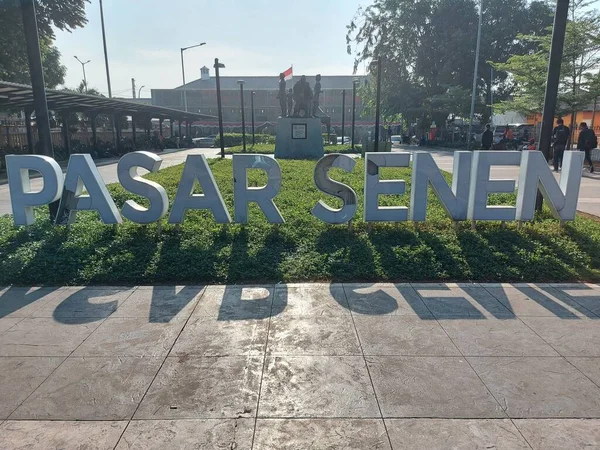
[
  {"left": 1, "top": 158, "right": 600, "bottom": 285},
  {"left": 225, "top": 144, "right": 360, "bottom": 155}
]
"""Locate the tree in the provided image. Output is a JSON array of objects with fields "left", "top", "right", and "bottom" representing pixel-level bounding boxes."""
[
  {"left": 0, "top": 0, "right": 88, "bottom": 88},
  {"left": 347, "top": 0, "right": 553, "bottom": 131}
]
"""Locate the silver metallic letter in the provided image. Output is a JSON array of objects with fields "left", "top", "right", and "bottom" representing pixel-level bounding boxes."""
[
  {"left": 118, "top": 151, "right": 169, "bottom": 224},
  {"left": 169, "top": 154, "right": 231, "bottom": 223},
  {"left": 364, "top": 152, "right": 410, "bottom": 222},
  {"left": 410, "top": 151, "right": 472, "bottom": 221},
  {"left": 233, "top": 154, "right": 284, "bottom": 224},
  {"left": 516, "top": 150, "right": 584, "bottom": 221},
  {"left": 6, "top": 155, "right": 63, "bottom": 226},
  {"left": 312, "top": 154, "right": 358, "bottom": 224},
  {"left": 468, "top": 151, "right": 521, "bottom": 221},
  {"left": 56, "top": 154, "right": 122, "bottom": 225}
]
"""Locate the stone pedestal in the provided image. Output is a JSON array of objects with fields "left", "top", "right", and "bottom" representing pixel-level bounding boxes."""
[{"left": 275, "top": 118, "right": 324, "bottom": 159}]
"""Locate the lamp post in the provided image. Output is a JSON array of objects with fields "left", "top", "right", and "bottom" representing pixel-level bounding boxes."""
[
  {"left": 74, "top": 56, "right": 90, "bottom": 93},
  {"left": 341, "top": 89, "right": 346, "bottom": 145},
  {"left": 238, "top": 80, "right": 247, "bottom": 153},
  {"left": 467, "top": 0, "right": 484, "bottom": 150},
  {"left": 214, "top": 58, "right": 226, "bottom": 158},
  {"left": 352, "top": 78, "right": 359, "bottom": 150},
  {"left": 370, "top": 59, "right": 383, "bottom": 152},
  {"left": 138, "top": 85, "right": 145, "bottom": 99},
  {"left": 181, "top": 42, "right": 206, "bottom": 112},
  {"left": 251, "top": 91, "right": 256, "bottom": 146},
  {"left": 99, "top": 0, "right": 112, "bottom": 98}
]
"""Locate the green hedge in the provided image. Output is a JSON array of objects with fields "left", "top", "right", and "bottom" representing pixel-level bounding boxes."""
[{"left": 215, "top": 133, "right": 275, "bottom": 147}]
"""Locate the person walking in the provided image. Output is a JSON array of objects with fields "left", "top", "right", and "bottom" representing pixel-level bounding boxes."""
[
  {"left": 552, "top": 118, "right": 570, "bottom": 171},
  {"left": 578, "top": 122, "right": 597, "bottom": 173},
  {"left": 481, "top": 124, "right": 493, "bottom": 150}
]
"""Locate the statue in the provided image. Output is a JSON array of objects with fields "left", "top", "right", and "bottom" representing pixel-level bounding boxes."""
[
  {"left": 293, "top": 75, "right": 313, "bottom": 118},
  {"left": 277, "top": 73, "right": 287, "bottom": 118},
  {"left": 286, "top": 88, "right": 293, "bottom": 117},
  {"left": 312, "top": 74, "right": 323, "bottom": 117}
]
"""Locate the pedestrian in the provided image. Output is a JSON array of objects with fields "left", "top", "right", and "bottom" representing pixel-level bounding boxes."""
[
  {"left": 481, "top": 124, "right": 493, "bottom": 150},
  {"left": 578, "top": 122, "right": 597, "bottom": 173},
  {"left": 552, "top": 118, "right": 570, "bottom": 171}
]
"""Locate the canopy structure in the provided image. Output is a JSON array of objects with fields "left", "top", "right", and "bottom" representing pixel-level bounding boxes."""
[{"left": 0, "top": 81, "right": 217, "bottom": 153}]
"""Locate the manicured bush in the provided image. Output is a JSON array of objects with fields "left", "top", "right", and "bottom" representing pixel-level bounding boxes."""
[{"left": 215, "top": 133, "right": 275, "bottom": 147}]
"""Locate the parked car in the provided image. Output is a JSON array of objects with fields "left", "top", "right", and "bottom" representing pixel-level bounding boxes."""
[
  {"left": 391, "top": 135, "right": 403, "bottom": 148},
  {"left": 192, "top": 136, "right": 215, "bottom": 148},
  {"left": 336, "top": 136, "right": 351, "bottom": 145}
]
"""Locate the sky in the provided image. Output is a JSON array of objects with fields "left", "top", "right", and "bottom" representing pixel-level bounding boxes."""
[{"left": 53, "top": 0, "right": 373, "bottom": 98}]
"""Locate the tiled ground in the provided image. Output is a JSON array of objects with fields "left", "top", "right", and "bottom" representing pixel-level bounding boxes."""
[{"left": 1, "top": 283, "right": 600, "bottom": 449}]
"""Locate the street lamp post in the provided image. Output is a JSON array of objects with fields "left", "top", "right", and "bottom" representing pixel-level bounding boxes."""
[
  {"left": 352, "top": 78, "right": 359, "bottom": 150},
  {"left": 214, "top": 58, "right": 226, "bottom": 158},
  {"left": 181, "top": 42, "right": 206, "bottom": 112},
  {"left": 341, "top": 89, "right": 346, "bottom": 145},
  {"left": 74, "top": 56, "right": 90, "bottom": 93},
  {"left": 370, "top": 59, "right": 383, "bottom": 152},
  {"left": 467, "top": 0, "right": 484, "bottom": 151},
  {"left": 251, "top": 91, "right": 256, "bottom": 146},
  {"left": 99, "top": 0, "right": 112, "bottom": 98},
  {"left": 138, "top": 85, "right": 145, "bottom": 99},
  {"left": 238, "top": 80, "right": 247, "bottom": 153}
]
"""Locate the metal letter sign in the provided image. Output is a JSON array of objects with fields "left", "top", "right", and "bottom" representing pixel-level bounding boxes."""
[{"left": 4, "top": 151, "right": 584, "bottom": 227}]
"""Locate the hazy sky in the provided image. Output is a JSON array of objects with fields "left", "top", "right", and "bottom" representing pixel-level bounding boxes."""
[{"left": 53, "top": 0, "right": 372, "bottom": 98}]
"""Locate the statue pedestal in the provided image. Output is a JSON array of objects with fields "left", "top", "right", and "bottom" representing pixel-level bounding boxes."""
[{"left": 274, "top": 118, "right": 324, "bottom": 159}]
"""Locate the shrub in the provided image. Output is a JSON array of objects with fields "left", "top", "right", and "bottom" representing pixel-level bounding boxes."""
[{"left": 215, "top": 133, "right": 274, "bottom": 147}]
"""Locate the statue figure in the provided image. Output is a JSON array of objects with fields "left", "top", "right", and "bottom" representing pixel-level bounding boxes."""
[
  {"left": 312, "top": 74, "right": 323, "bottom": 117},
  {"left": 277, "top": 73, "right": 287, "bottom": 118},
  {"left": 286, "top": 88, "right": 293, "bottom": 117},
  {"left": 293, "top": 75, "right": 313, "bottom": 118}
]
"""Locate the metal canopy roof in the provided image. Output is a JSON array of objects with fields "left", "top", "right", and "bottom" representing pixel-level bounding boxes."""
[{"left": 0, "top": 81, "right": 216, "bottom": 121}]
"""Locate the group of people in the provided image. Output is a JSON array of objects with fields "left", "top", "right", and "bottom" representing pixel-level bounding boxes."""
[
  {"left": 480, "top": 121, "right": 598, "bottom": 173},
  {"left": 277, "top": 74, "right": 323, "bottom": 118}
]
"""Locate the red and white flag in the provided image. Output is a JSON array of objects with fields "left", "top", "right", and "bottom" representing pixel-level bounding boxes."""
[{"left": 283, "top": 66, "right": 293, "bottom": 81}]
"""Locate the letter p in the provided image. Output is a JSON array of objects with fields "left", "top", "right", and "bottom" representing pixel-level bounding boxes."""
[{"left": 6, "top": 155, "right": 63, "bottom": 226}]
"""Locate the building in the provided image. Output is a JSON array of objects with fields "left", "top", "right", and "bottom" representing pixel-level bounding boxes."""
[{"left": 151, "top": 66, "right": 373, "bottom": 134}]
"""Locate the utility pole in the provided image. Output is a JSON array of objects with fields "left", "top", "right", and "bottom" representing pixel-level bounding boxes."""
[
  {"left": 214, "top": 58, "right": 226, "bottom": 158},
  {"left": 341, "top": 89, "right": 346, "bottom": 144},
  {"left": 131, "top": 78, "right": 136, "bottom": 99},
  {"left": 351, "top": 79, "right": 359, "bottom": 150},
  {"left": 20, "top": 0, "right": 57, "bottom": 220},
  {"left": 99, "top": 0, "right": 112, "bottom": 98},
  {"left": 536, "top": 0, "right": 570, "bottom": 211},
  {"left": 238, "top": 80, "right": 247, "bottom": 152},
  {"left": 370, "top": 59, "right": 383, "bottom": 152},
  {"left": 251, "top": 91, "right": 256, "bottom": 146},
  {"left": 467, "top": 0, "right": 484, "bottom": 150}
]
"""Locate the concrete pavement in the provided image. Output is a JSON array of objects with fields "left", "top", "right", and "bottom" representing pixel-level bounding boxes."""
[{"left": 1, "top": 282, "right": 600, "bottom": 448}]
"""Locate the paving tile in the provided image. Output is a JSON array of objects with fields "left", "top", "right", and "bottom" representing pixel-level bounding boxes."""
[
  {"left": 386, "top": 419, "right": 530, "bottom": 449},
  {"left": 414, "top": 286, "right": 513, "bottom": 319},
  {"left": 343, "top": 284, "right": 432, "bottom": 317},
  {"left": 32, "top": 287, "right": 135, "bottom": 319},
  {"left": 0, "top": 357, "right": 64, "bottom": 419},
  {"left": 0, "top": 317, "right": 21, "bottom": 334},
  {"left": 0, "top": 420, "right": 126, "bottom": 450},
  {"left": 11, "top": 356, "right": 162, "bottom": 420},
  {"left": 551, "top": 285, "right": 600, "bottom": 317},
  {"left": 135, "top": 356, "right": 262, "bottom": 419},
  {"left": 514, "top": 419, "right": 600, "bottom": 449},
  {"left": 367, "top": 356, "right": 504, "bottom": 418},
  {"left": 115, "top": 419, "right": 253, "bottom": 450},
  {"left": 566, "top": 357, "right": 600, "bottom": 387},
  {"left": 259, "top": 356, "right": 379, "bottom": 418},
  {"left": 253, "top": 419, "right": 391, "bottom": 449},
  {"left": 485, "top": 286, "right": 584, "bottom": 318},
  {"left": 73, "top": 317, "right": 186, "bottom": 357},
  {"left": 468, "top": 357, "right": 600, "bottom": 418},
  {"left": 171, "top": 315, "right": 268, "bottom": 356},
  {"left": 112, "top": 286, "right": 204, "bottom": 321},
  {"left": 439, "top": 319, "right": 559, "bottom": 356},
  {"left": 272, "top": 284, "right": 350, "bottom": 317},
  {"left": 193, "top": 286, "right": 274, "bottom": 320},
  {"left": 267, "top": 315, "right": 360, "bottom": 356},
  {"left": 0, "top": 287, "right": 61, "bottom": 319},
  {"left": 521, "top": 317, "right": 600, "bottom": 356},
  {"left": 0, "top": 318, "right": 103, "bottom": 356},
  {"left": 354, "top": 316, "right": 460, "bottom": 356}
]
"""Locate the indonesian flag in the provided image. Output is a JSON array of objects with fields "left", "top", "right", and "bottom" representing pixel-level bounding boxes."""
[{"left": 283, "top": 66, "right": 293, "bottom": 81}]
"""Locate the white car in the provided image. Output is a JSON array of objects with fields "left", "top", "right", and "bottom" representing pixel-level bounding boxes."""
[
  {"left": 336, "top": 136, "right": 351, "bottom": 145},
  {"left": 391, "top": 135, "right": 403, "bottom": 148}
]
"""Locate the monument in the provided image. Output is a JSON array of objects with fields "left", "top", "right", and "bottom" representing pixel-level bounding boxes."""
[{"left": 275, "top": 75, "right": 324, "bottom": 159}]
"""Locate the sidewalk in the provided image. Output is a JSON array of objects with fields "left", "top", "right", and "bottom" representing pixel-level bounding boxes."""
[{"left": 1, "top": 282, "right": 600, "bottom": 449}]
